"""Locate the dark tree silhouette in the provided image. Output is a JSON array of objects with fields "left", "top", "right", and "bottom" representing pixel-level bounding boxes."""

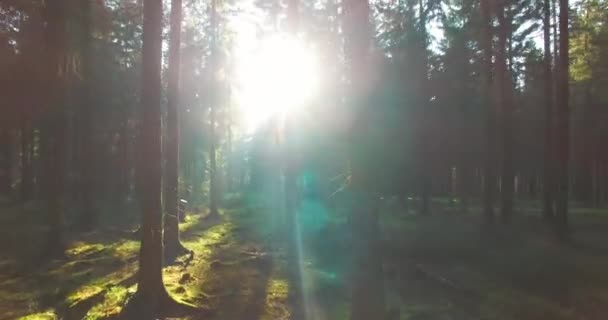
[
  {"left": 498, "top": 0, "right": 514, "bottom": 224},
  {"left": 78, "top": 0, "right": 99, "bottom": 230},
  {"left": 41, "top": 0, "right": 68, "bottom": 258},
  {"left": 542, "top": 0, "right": 555, "bottom": 221},
  {"left": 555, "top": 0, "right": 570, "bottom": 240},
  {"left": 132, "top": 0, "right": 173, "bottom": 310},
  {"left": 208, "top": 0, "right": 220, "bottom": 220},
  {"left": 481, "top": 0, "right": 496, "bottom": 225},
  {"left": 344, "top": 0, "right": 385, "bottom": 317},
  {"left": 163, "top": 0, "right": 188, "bottom": 262}
]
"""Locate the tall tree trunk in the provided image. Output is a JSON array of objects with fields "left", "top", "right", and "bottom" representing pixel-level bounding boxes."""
[
  {"left": 226, "top": 113, "right": 233, "bottom": 193},
  {"left": 20, "top": 117, "right": 33, "bottom": 201},
  {"left": 580, "top": 84, "right": 594, "bottom": 206},
  {"left": 163, "top": 0, "right": 187, "bottom": 262},
  {"left": 459, "top": 163, "right": 472, "bottom": 213},
  {"left": 0, "top": 129, "right": 10, "bottom": 196},
  {"left": 552, "top": 0, "right": 558, "bottom": 61},
  {"left": 542, "top": 0, "right": 555, "bottom": 220},
  {"left": 344, "top": 0, "right": 385, "bottom": 317},
  {"left": 284, "top": 1, "right": 303, "bottom": 317},
  {"left": 555, "top": 0, "right": 570, "bottom": 241},
  {"left": 133, "top": 0, "right": 172, "bottom": 309},
  {"left": 208, "top": 0, "right": 220, "bottom": 219},
  {"left": 498, "top": 1, "right": 514, "bottom": 224},
  {"left": 41, "top": 0, "right": 68, "bottom": 258},
  {"left": 419, "top": 0, "right": 431, "bottom": 216},
  {"left": 79, "top": 0, "right": 99, "bottom": 230},
  {"left": 481, "top": 0, "right": 496, "bottom": 225}
]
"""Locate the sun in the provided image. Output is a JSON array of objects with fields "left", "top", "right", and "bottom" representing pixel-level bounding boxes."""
[{"left": 234, "top": 34, "right": 320, "bottom": 132}]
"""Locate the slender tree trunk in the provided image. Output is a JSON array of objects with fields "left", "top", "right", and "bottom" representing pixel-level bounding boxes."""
[
  {"left": 481, "top": 0, "right": 496, "bottom": 225},
  {"left": 542, "top": 0, "right": 555, "bottom": 220},
  {"left": 41, "top": 0, "right": 68, "bottom": 258},
  {"left": 208, "top": 0, "right": 220, "bottom": 219},
  {"left": 133, "top": 0, "right": 172, "bottom": 309},
  {"left": 459, "top": 165, "right": 471, "bottom": 213},
  {"left": 498, "top": 1, "right": 514, "bottom": 224},
  {"left": 20, "top": 117, "right": 33, "bottom": 201},
  {"left": 418, "top": 0, "right": 432, "bottom": 216},
  {"left": 344, "top": 0, "right": 385, "bottom": 317},
  {"left": 284, "top": 1, "right": 304, "bottom": 316},
  {"left": 580, "top": 81, "right": 594, "bottom": 205},
  {"left": 0, "top": 129, "right": 10, "bottom": 196},
  {"left": 79, "top": 0, "right": 99, "bottom": 230},
  {"left": 163, "top": 0, "right": 187, "bottom": 262},
  {"left": 118, "top": 120, "right": 130, "bottom": 199},
  {"left": 226, "top": 113, "right": 233, "bottom": 193},
  {"left": 591, "top": 161, "right": 599, "bottom": 207},
  {"left": 555, "top": 0, "right": 570, "bottom": 241},
  {"left": 552, "top": 0, "right": 558, "bottom": 58}
]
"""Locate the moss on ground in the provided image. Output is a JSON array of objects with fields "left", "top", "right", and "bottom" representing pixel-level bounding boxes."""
[
  {"left": 6, "top": 207, "right": 292, "bottom": 320},
  {"left": 5, "top": 199, "right": 608, "bottom": 320}
]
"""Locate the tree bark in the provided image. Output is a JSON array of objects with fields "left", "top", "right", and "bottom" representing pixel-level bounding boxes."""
[
  {"left": 134, "top": 0, "right": 172, "bottom": 307},
  {"left": 344, "top": 0, "right": 385, "bottom": 317},
  {"left": 284, "top": 1, "right": 303, "bottom": 316},
  {"left": 498, "top": 0, "right": 514, "bottom": 224},
  {"left": 79, "top": 0, "right": 99, "bottom": 230},
  {"left": 40, "top": 0, "right": 68, "bottom": 259},
  {"left": 0, "top": 129, "right": 10, "bottom": 196},
  {"left": 542, "top": 0, "right": 555, "bottom": 220},
  {"left": 1, "top": 130, "right": 10, "bottom": 197},
  {"left": 555, "top": 0, "right": 570, "bottom": 241},
  {"left": 20, "top": 117, "right": 33, "bottom": 201},
  {"left": 163, "top": 0, "right": 187, "bottom": 262},
  {"left": 208, "top": 0, "right": 220, "bottom": 219},
  {"left": 418, "top": 0, "right": 431, "bottom": 216},
  {"left": 481, "top": 0, "right": 496, "bottom": 225}
]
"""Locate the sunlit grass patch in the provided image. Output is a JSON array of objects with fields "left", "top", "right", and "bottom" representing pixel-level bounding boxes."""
[
  {"left": 17, "top": 310, "right": 57, "bottom": 320},
  {"left": 161, "top": 220, "right": 235, "bottom": 306},
  {"left": 108, "top": 240, "right": 139, "bottom": 259},
  {"left": 259, "top": 266, "right": 290, "bottom": 319},
  {"left": 64, "top": 261, "right": 137, "bottom": 307},
  {"left": 83, "top": 285, "right": 136, "bottom": 320},
  {"left": 179, "top": 213, "right": 203, "bottom": 234},
  {"left": 266, "top": 278, "right": 289, "bottom": 300},
  {"left": 65, "top": 243, "right": 107, "bottom": 258}
]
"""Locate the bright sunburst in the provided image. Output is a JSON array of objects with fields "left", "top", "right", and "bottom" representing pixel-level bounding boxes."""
[{"left": 234, "top": 34, "right": 320, "bottom": 132}]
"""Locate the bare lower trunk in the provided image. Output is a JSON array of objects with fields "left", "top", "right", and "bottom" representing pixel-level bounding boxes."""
[
  {"left": 421, "top": 175, "right": 430, "bottom": 214},
  {"left": 343, "top": 0, "right": 385, "bottom": 316},
  {"left": 43, "top": 115, "right": 67, "bottom": 258},
  {"left": 163, "top": 0, "right": 186, "bottom": 262},
  {"left": 0, "top": 129, "right": 10, "bottom": 196},
  {"left": 79, "top": 0, "right": 98, "bottom": 230},
  {"left": 41, "top": 0, "right": 67, "bottom": 258},
  {"left": 555, "top": 0, "right": 570, "bottom": 241},
  {"left": 351, "top": 196, "right": 384, "bottom": 320},
  {"left": 542, "top": 0, "right": 555, "bottom": 220},
  {"left": 208, "top": 0, "right": 219, "bottom": 219},
  {"left": 135, "top": 0, "right": 171, "bottom": 306},
  {"left": 498, "top": 1, "right": 514, "bottom": 224},
  {"left": 20, "top": 118, "right": 33, "bottom": 201},
  {"left": 481, "top": 0, "right": 495, "bottom": 225},
  {"left": 459, "top": 164, "right": 472, "bottom": 213},
  {"left": 209, "top": 129, "right": 219, "bottom": 217}
]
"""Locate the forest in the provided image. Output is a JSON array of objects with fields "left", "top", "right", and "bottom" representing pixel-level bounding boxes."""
[{"left": 1, "top": 0, "right": 608, "bottom": 318}]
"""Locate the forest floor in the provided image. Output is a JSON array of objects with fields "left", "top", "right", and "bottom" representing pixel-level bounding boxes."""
[{"left": 1, "top": 197, "right": 608, "bottom": 320}]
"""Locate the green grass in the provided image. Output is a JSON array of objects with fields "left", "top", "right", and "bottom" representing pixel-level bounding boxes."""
[
  {"left": 4, "top": 197, "right": 608, "bottom": 320},
  {"left": 82, "top": 285, "right": 135, "bottom": 320},
  {"left": 378, "top": 205, "right": 608, "bottom": 320},
  {"left": 17, "top": 311, "right": 57, "bottom": 320}
]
